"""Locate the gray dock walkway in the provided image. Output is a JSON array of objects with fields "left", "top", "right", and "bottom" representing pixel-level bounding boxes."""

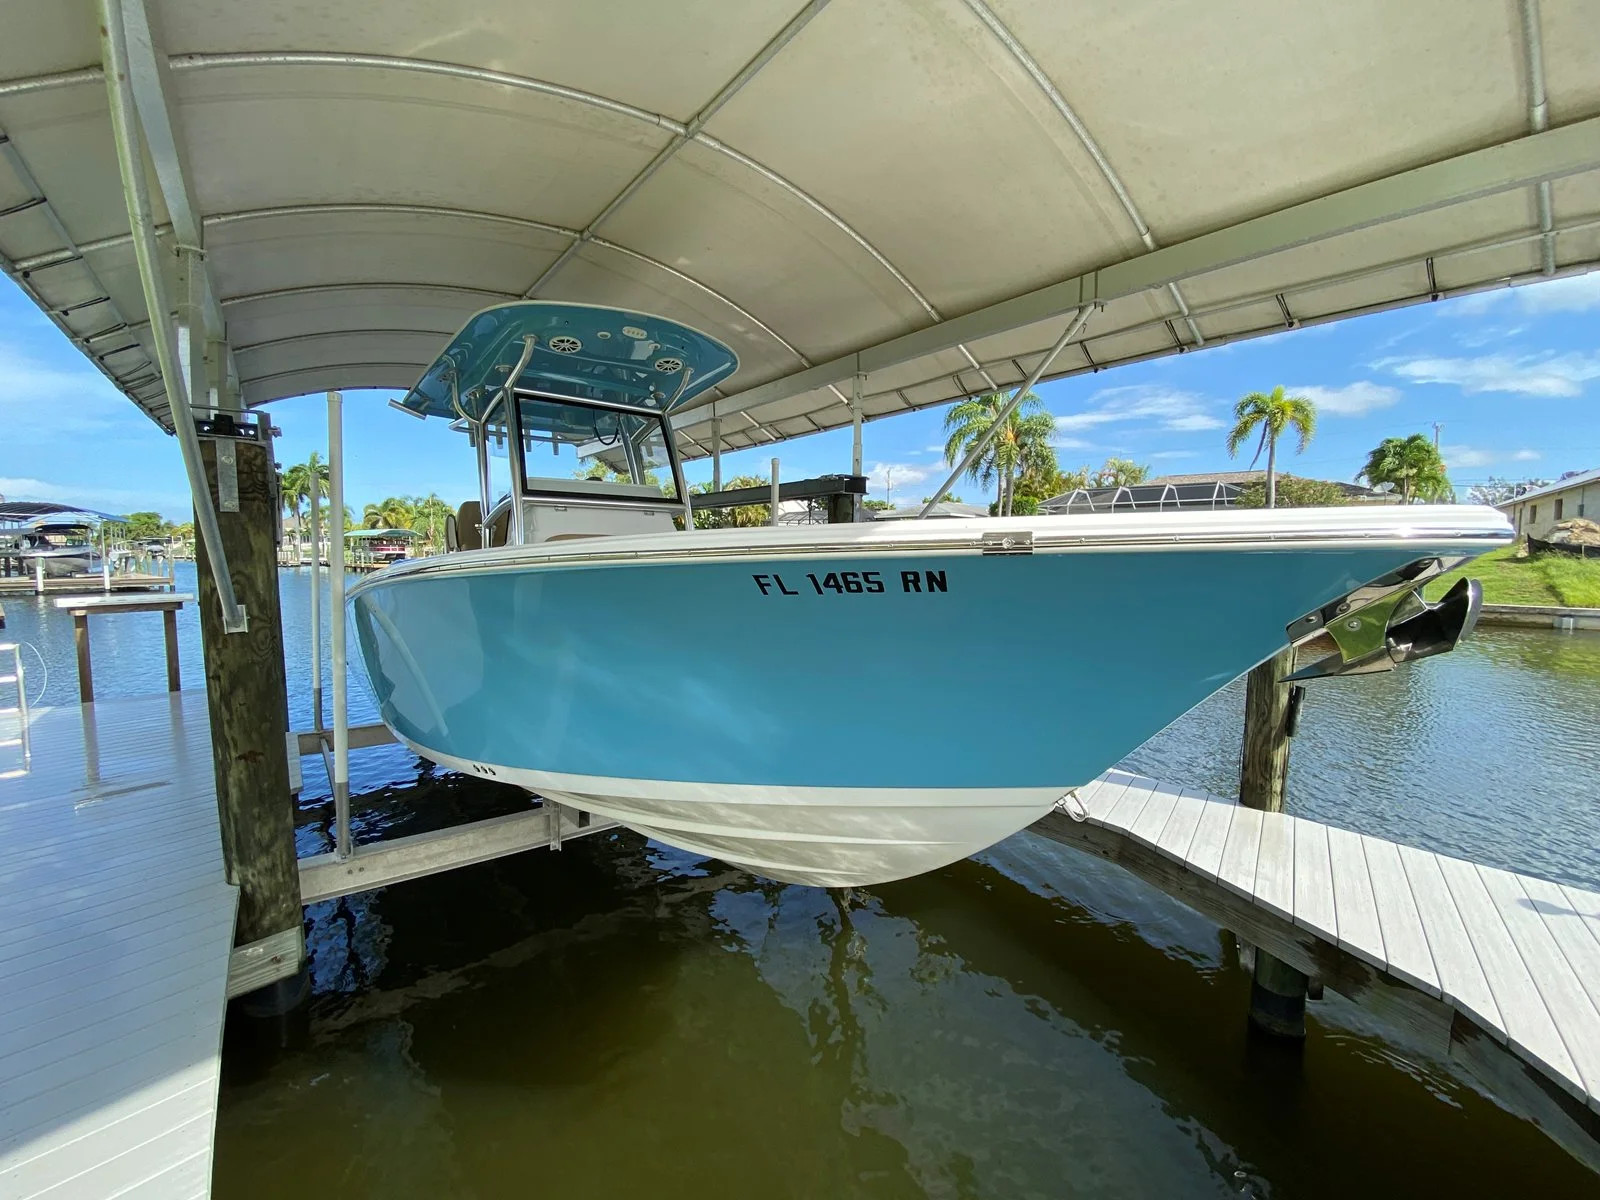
[
  {"left": 1034, "top": 770, "right": 1600, "bottom": 1168},
  {"left": 0, "top": 692, "right": 237, "bottom": 1199}
]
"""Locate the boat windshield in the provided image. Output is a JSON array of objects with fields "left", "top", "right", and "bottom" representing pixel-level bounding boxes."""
[{"left": 513, "top": 393, "right": 680, "bottom": 504}]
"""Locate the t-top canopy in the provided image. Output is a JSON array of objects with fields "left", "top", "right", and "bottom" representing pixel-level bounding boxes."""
[{"left": 395, "top": 302, "right": 738, "bottom": 422}]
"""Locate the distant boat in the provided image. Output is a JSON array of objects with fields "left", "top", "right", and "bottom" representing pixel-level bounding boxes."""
[
  {"left": 1, "top": 522, "right": 103, "bottom": 578},
  {"left": 1, "top": 503, "right": 129, "bottom": 579},
  {"left": 347, "top": 302, "right": 1512, "bottom": 888}
]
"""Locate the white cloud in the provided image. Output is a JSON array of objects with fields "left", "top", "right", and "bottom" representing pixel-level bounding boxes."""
[
  {"left": 1442, "top": 446, "right": 1492, "bottom": 469},
  {"left": 1050, "top": 435, "right": 1093, "bottom": 450},
  {"left": 1148, "top": 450, "right": 1198, "bottom": 460},
  {"left": 1515, "top": 272, "right": 1600, "bottom": 314},
  {"left": 1054, "top": 386, "right": 1224, "bottom": 435},
  {"left": 1512, "top": 449, "right": 1542, "bottom": 462},
  {"left": 1164, "top": 413, "right": 1226, "bottom": 431},
  {"left": 1455, "top": 323, "right": 1527, "bottom": 349},
  {"left": 0, "top": 475, "right": 191, "bottom": 519},
  {"left": 1377, "top": 352, "right": 1600, "bottom": 397},
  {"left": 1443, "top": 291, "right": 1504, "bottom": 317},
  {"left": 1293, "top": 381, "right": 1402, "bottom": 417},
  {"left": 1442, "top": 273, "right": 1600, "bottom": 318},
  {"left": 0, "top": 342, "right": 145, "bottom": 438},
  {"left": 864, "top": 461, "right": 932, "bottom": 497}
]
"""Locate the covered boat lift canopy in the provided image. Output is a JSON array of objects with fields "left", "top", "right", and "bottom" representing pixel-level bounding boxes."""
[{"left": 2, "top": 1, "right": 1596, "bottom": 453}]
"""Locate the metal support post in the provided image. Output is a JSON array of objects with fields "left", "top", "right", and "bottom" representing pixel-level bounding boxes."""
[
  {"left": 711, "top": 412, "right": 722, "bottom": 494},
  {"left": 308, "top": 465, "right": 323, "bottom": 731},
  {"left": 501, "top": 336, "right": 536, "bottom": 546},
  {"left": 328, "top": 391, "right": 352, "bottom": 860},
  {"left": 769, "top": 458, "right": 781, "bottom": 527},
  {"left": 33, "top": 556, "right": 43, "bottom": 595},
  {"left": 918, "top": 306, "right": 1093, "bottom": 517},
  {"left": 851, "top": 371, "right": 865, "bottom": 523},
  {"left": 98, "top": 0, "right": 246, "bottom": 633},
  {"left": 473, "top": 419, "right": 492, "bottom": 522},
  {"left": 851, "top": 370, "right": 864, "bottom": 476}
]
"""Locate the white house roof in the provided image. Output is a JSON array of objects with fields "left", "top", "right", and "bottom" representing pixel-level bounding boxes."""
[
  {"left": 1494, "top": 466, "right": 1600, "bottom": 508},
  {"left": 1, "top": 1, "right": 1597, "bottom": 460}
]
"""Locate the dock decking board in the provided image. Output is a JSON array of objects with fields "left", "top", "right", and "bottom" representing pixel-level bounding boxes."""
[
  {"left": 0, "top": 691, "right": 236, "bottom": 1200},
  {"left": 1035, "top": 771, "right": 1600, "bottom": 1124}
]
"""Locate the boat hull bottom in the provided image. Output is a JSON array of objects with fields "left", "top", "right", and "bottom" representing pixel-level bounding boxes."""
[{"left": 398, "top": 736, "right": 1065, "bottom": 887}]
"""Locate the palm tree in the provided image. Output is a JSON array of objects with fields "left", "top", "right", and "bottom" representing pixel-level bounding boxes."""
[
  {"left": 362, "top": 496, "right": 419, "bottom": 530},
  {"left": 281, "top": 463, "right": 307, "bottom": 541},
  {"left": 1090, "top": 457, "right": 1151, "bottom": 488},
  {"left": 281, "top": 453, "right": 331, "bottom": 550},
  {"left": 1224, "top": 387, "right": 1317, "bottom": 509},
  {"left": 942, "top": 391, "right": 1058, "bottom": 516},
  {"left": 413, "top": 493, "right": 453, "bottom": 551},
  {"left": 1357, "top": 434, "right": 1451, "bottom": 504}
]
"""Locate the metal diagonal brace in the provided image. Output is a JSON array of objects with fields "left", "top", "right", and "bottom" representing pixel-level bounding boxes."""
[
  {"left": 917, "top": 306, "right": 1095, "bottom": 518},
  {"left": 99, "top": 0, "right": 245, "bottom": 632}
]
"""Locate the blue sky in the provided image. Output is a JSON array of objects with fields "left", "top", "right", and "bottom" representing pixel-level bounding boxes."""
[{"left": 2, "top": 272, "right": 1597, "bottom": 520}]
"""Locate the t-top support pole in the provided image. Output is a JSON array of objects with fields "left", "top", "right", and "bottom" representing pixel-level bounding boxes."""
[
  {"left": 851, "top": 369, "right": 865, "bottom": 522},
  {"left": 917, "top": 306, "right": 1094, "bottom": 519},
  {"left": 98, "top": 0, "right": 245, "bottom": 632},
  {"left": 711, "top": 411, "right": 723, "bottom": 494},
  {"left": 851, "top": 369, "right": 864, "bottom": 476},
  {"left": 769, "top": 459, "right": 781, "bottom": 526},
  {"left": 328, "top": 390, "right": 351, "bottom": 859}
]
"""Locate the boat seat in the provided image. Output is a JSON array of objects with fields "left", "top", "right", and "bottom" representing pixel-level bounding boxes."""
[{"left": 454, "top": 502, "right": 482, "bottom": 552}]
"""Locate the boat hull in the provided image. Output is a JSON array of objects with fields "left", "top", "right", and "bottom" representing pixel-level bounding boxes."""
[
  {"left": 348, "top": 510, "right": 1510, "bottom": 886},
  {"left": 389, "top": 735, "right": 1060, "bottom": 887}
]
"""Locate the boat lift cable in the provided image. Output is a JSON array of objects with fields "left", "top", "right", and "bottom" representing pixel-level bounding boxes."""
[
  {"left": 916, "top": 305, "right": 1094, "bottom": 518},
  {"left": 97, "top": 0, "right": 246, "bottom": 633}
]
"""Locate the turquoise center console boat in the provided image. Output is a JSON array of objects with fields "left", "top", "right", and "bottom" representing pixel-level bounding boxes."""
[{"left": 349, "top": 302, "right": 1511, "bottom": 887}]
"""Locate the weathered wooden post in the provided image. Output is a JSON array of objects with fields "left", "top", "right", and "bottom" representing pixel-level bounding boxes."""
[
  {"left": 1240, "top": 646, "right": 1310, "bottom": 1037},
  {"left": 193, "top": 418, "right": 306, "bottom": 1020}
]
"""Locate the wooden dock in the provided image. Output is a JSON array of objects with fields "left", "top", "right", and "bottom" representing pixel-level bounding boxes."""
[
  {"left": 0, "top": 574, "right": 176, "bottom": 597},
  {"left": 0, "top": 693, "right": 237, "bottom": 1199},
  {"left": 1033, "top": 770, "right": 1600, "bottom": 1170}
]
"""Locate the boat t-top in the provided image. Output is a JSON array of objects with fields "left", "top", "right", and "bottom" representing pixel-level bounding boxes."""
[{"left": 347, "top": 302, "right": 1512, "bottom": 888}]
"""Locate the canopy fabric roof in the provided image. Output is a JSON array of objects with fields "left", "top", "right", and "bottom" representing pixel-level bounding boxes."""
[
  {"left": 1, "top": 1, "right": 1597, "bottom": 462},
  {"left": 0, "top": 501, "right": 127, "bottom": 524}
]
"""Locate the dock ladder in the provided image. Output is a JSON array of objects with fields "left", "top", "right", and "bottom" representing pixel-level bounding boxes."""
[{"left": 0, "top": 642, "right": 32, "bottom": 779}]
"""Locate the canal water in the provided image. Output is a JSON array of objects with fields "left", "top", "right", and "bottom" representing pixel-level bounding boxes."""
[{"left": 5, "top": 565, "right": 1598, "bottom": 1196}]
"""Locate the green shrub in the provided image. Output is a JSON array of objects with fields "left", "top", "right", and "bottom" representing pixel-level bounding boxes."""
[{"left": 1232, "top": 476, "right": 1351, "bottom": 508}]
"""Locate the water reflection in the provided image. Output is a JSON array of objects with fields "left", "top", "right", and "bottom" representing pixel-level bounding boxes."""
[
  {"left": 1126, "top": 626, "right": 1600, "bottom": 889},
  {"left": 216, "top": 829, "right": 1597, "bottom": 1198}
]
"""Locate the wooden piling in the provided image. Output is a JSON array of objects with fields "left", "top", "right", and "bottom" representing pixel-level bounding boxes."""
[
  {"left": 1240, "top": 647, "right": 1296, "bottom": 811},
  {"left": 193, "top": 436, "right": 303, "bottom": 977},
  {"left": 1239, "top": 645, "right": 1310, "bottom": 1037}
]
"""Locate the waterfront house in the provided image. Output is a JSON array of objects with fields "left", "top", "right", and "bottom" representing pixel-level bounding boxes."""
[{"left": 1497, "top": 468, "right": 1600, "bottom": 541}]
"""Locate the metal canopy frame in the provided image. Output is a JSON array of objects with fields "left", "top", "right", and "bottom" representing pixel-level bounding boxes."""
[
  {"left": 689, "top": 115, "right": 1600, "bottom": 426},
  {"left": 97, "top": 0, "right": 244, "bottom": 632},
  {"left": 0, "top": 0, "right": 1595, "bottom": 462}
]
